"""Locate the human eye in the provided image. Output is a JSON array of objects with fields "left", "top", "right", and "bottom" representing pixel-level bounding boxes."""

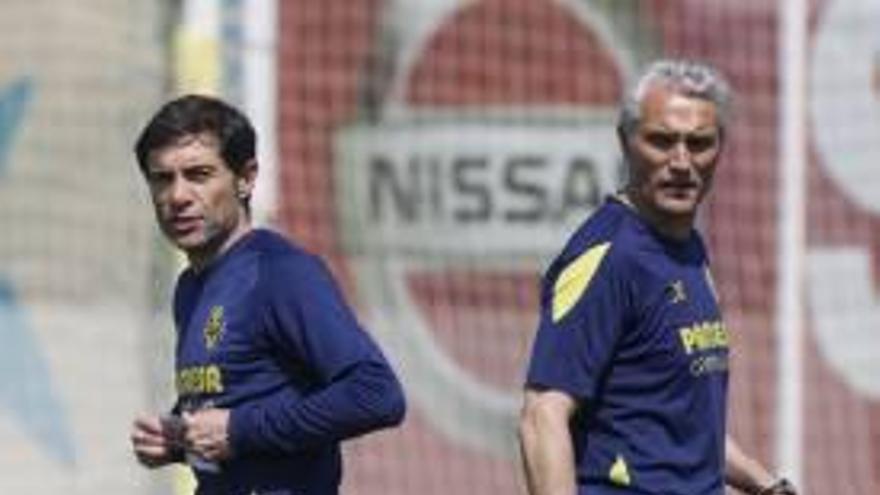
[
  {"left": 644, "top": 131, "right": 677, "bottom": 151},
  {"left": 185, "top": 166, "right": 214, "bottom": 183},
  {"left": 685, "top": 133, "right": 719, "bottom": 153},
  {"left": 146, "top": 170, "right": 173, "bottom": 187}
]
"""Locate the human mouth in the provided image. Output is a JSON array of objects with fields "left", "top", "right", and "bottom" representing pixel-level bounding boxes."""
[
  {"left": 168, "top": 216, "right": 202, "bottom": 234},
  {"left": 660, "top": 181, "right": 698, "bottom": 196}
]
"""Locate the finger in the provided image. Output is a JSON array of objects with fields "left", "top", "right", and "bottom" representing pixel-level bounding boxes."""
[
  {"left": 134, "top": 442, "right": 167, "bottom": 457},
  {"left": 201, "top": 442, "right": 223, "bottom": 461},
  {"left": 181, "top": 410, "right": 196, "bottom": 426},
  {"left": 134, "top": 445, "right": 172, "bottom": 469},
  {"left": 135, "top": 450, "right": 168, "bottom": 469},
  {"left": 182, "top": 428, "right": 205, "bottom": 452},
  {"left": 133, "top": 415, "right": 163, "bottom": 435},
  {"left": 132, "top": 427, "right": 173, "bottom": 448}
]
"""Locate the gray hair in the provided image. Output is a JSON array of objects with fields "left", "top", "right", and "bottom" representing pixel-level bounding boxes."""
[{"left": 617, "top": 59, "right": 733, "bottom": 138}]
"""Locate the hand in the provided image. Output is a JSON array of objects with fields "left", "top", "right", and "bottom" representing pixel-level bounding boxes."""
[
  {"left": 130, "top": 414, "right": 180, "bottom": 468},
  {"left": 182, "top": 408, "right": 232, "bottom": 462},
  {"left": 758, "top": 478, "right": 797, "bottom": 495}
]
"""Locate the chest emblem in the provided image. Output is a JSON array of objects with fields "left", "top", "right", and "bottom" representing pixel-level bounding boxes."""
[
  {"left": 667, "top": 279, "right": 688, "bottom": 304},
  {"left": 203, "top": 305, "right": 225, "bottom": 350}
]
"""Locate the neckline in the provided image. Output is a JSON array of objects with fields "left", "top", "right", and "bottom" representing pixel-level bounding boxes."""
[{"left": 608, "top": 194, "right": 697, "bottom": 248}]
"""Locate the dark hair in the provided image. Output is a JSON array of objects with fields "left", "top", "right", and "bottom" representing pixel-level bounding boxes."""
[{"left": 134, "top": 94, "right": 256, "bottom": 176}]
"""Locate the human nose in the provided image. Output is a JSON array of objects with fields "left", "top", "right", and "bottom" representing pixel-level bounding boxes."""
[
  {"left": 668, "top": 141, "right": 692, "bottom": 170},
  {"left": 167, "top": 177, "right": 193, "bottom": 206}
]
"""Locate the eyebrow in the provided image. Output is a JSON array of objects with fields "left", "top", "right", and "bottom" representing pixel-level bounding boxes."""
[{"left": 640, "top": 125, "right": 719, "bottom": 135}]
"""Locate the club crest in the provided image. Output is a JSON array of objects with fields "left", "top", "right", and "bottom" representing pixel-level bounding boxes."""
[{"left": 203, "top": 305, "right": 225, "bottom": 350}]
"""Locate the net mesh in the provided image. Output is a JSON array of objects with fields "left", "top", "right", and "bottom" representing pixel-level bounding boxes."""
[
  {"left": 276, "top": 1, "right": 880, "bottom": 494},
  {"left": 0, "top": 1, "right": 172, "bottom": 494},
  {"left": 1, "top": 0, "right": 879, "bottom": 493}
]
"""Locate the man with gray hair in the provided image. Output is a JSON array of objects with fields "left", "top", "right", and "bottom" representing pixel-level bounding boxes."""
[{"left": 519, "top": 59, "right": 796, "bottom": 494}]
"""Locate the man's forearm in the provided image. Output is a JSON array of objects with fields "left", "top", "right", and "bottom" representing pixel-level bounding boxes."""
[
  {"left": 228, "top": 360, "right": 405, "bottom": 456},
  {"left": 725, "top": 435, "right": 781, "bottom": 494},
  {"left": 519, "top": 410, "right": 577, "bottom": 495}
]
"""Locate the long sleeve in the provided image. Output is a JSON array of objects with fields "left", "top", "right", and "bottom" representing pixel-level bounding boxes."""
[{"left": 227, "top": 253, "right": 406, "bottom": 456}]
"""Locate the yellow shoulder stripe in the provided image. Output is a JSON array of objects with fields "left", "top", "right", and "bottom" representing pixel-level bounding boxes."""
[
  {"left": 609, "top": 454, "right": 631, "bottom": 486},
  {"left": 552, "top": 242, "right": 611, "bottom": 322}
]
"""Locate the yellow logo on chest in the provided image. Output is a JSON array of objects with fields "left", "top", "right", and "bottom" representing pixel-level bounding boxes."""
[
  {"left": 678, "top": 320, "right": 728, "bottom": 355},
  {"left": 204, "top": 305, "right": 225, "bottom": 350},
  {"left": 176, "top": 364, "right": 224, "bottom": 395}
]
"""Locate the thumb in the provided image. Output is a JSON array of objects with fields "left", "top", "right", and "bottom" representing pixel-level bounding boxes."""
[{"left": 181, "top": 410, "right": 197, "bottom": 427}]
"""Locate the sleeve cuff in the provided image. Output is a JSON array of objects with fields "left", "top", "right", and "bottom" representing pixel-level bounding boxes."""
[{"left": 228, "top": 404, "right": 258, "bottom": 457}]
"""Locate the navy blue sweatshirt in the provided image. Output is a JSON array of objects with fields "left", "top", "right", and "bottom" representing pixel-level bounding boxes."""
[
  {"left": 527, "top": 197, "right": 728, "bottom": 494},
  {"left": 172, "top": 228, "right": 406, "bottom": 494}
]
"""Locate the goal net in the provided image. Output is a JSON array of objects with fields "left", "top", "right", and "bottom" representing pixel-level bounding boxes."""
[
  {"left": 276, "top": 1, "right": 880, "bottom": 494},
  {"left": 0, "top": 1, "right": 172, "bottom": 494}
]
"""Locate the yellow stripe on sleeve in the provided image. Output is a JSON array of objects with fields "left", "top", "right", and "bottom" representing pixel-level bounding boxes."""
[
  {"left": 552, "top": 242, "right": 611, "bottom": 322},
  {"left": 609, "top": 454, "right": 632, "bottom": 486}
]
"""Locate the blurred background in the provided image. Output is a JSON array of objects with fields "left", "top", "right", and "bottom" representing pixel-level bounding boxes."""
[{"left": 0, "top": 0, "right": 878, "bottom": 493}]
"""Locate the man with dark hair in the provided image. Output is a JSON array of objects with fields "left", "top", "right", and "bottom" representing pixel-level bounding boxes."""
[
  {"left": 129, "top": 94, "right": 406, "bottom": 495},
  {"left": 519, "top": 60, "right": 796, "bottom": 495}
]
